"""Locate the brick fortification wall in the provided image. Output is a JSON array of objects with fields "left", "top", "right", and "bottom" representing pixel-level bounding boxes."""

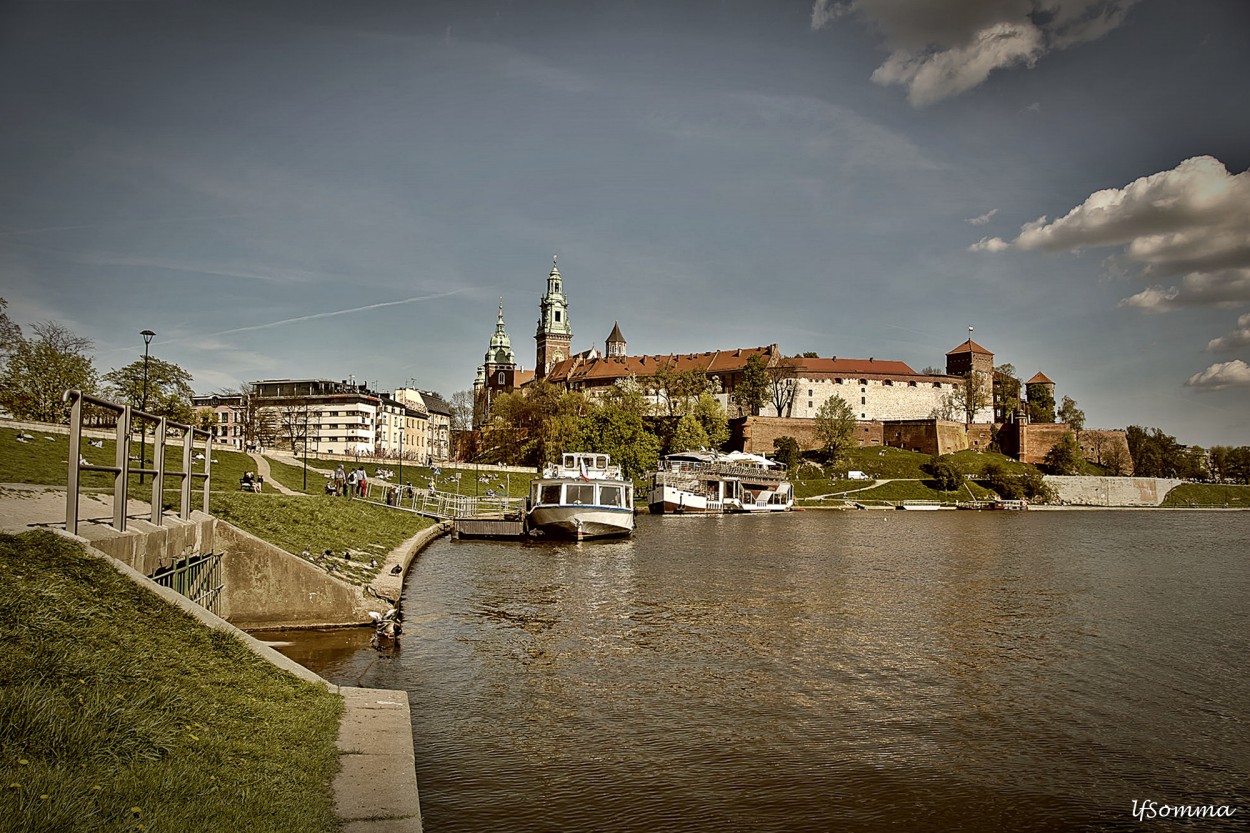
[
  {"left": 881, "top": 420, "right": 994, "bottom": 456},
  {"left": 736, "top": 417, "right": 882, "bottom": 454},
  {"left": 1001, "top": 423, "right": 1134, "bottom": 474}
]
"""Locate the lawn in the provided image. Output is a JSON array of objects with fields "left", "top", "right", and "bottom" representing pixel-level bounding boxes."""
[
  {"left": 209, "top": 492, "right": 436, "bottom": 585},
  {"left": 262, "top": 451, "right": 532, "bottom": 499},
  {"left": 0, "top": 530, "right": 342, "bottom": 833},
  {"left": 1160, "top": 482, "right": 1250, "bottom": 508}
]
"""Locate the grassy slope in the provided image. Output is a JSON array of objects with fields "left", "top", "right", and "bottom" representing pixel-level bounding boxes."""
[
  {"left": 794, "top": 447, "right": 1019, "bottom": 503},
  {"left": 1161, "top": 482, "right": 1250, "bottom": 507},
  {"left": 263, "top": 452, "right": 532, "bottom": 499},
  {"left": 0, "top": 531, "right": 342, "bottom": 833}
]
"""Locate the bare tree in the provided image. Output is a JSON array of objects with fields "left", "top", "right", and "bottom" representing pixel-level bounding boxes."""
[{"left": 765, "top": 356, "right": 798, "bottom": 417}]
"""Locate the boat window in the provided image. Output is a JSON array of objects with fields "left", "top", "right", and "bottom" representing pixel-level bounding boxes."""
[
  {"left": 567, "top": 484, "right": 595, "bottom": 505},
  {"left": 541, "top": 484, "right": 562, "bottom": 504},
  {"left": 599, "top": 485, "right": 622, "bottom": 507}
]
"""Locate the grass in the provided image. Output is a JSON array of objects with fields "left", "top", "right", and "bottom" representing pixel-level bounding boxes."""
[
  {"left": 1, "top": 427, "right": 271, "bottom": 495},
  {"left": 1161, "top": 482, "right": 1250, "bottom": 508},
  {"left": 791, "top": 447, "right": 1023, "bottom": 503},
  {"left": 209, "top": 493, "right": 435, "bottom": 585},
  {"left": 0, "top": 530, "right": 342, "bottom": 833},
  {"left": 260, "top": 451, "right": 532, "bottom": 499}
]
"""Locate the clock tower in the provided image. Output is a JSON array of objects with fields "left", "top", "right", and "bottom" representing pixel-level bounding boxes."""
[{"left": 536, "top": 255, "right": 572, "bottom": 375}]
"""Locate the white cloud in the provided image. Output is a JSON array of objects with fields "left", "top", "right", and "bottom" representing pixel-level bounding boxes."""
[
  {"left": 967, "top": 208, "right": 999, "bottom": 226},
  {"left": 967, "top": 235, "right": 1009, "bottom": 252},
  {"left": 1207, "top": 313, "right": 1250, "bottom": 353},
  {"left": 979, "top": 156, "right": 1250, "bottom": 309},
  {"left": 1185, "top": 360, "right": 1250, "bottom": 391},
  {"left": 812, "top": 0, "right": 1138, "bottom": 105}
]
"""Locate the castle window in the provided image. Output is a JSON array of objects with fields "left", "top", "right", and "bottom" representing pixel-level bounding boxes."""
[
  {"left": 859, "top": 379, "right": 867, "bottom": 386},
  {"left": 808, "top": 401, "right": 813, "bottom": 409},
  {"left": 808, "top": 389, "right": 813, "bottom": 397},
  {"left": 861, "top": 396, "right": 866, "bottom": 405},
  {"left": 884, "top": 380, "right": 893, "bottom": 386},
  {"left": 932, "top": 382, "right": 941, "bottom": 388},
  {"left": 498, "top": 372, "right": 504, "bottom": 384},
  {"left": 555, "top": 311, "right": 561, "bottom": 322},
  {"left": 908, "top": 381, "right": 917, "bottom": 387},
  {"left": 835, "top": 378, "right": 843, "bottom": 384}
]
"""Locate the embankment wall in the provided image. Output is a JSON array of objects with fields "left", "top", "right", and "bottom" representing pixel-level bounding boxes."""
[{"left": 1044, "top": 475, "right": 1181, "bottom": 506}]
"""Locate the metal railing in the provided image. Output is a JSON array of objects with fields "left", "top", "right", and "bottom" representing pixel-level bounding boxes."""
[
  {"left": 63, "top": 389, "right": 213, "bottom": 534},
  {"left": 359, "top": 480, "right": 524, "bottom": 520},
  {"left": 151, "top": 551, "right": 224, "bottom": 615}
]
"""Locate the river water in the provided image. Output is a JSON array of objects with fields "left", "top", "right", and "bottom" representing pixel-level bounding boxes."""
[{"left": 274, "top": 511, "right": 1250, "bottom": 832}]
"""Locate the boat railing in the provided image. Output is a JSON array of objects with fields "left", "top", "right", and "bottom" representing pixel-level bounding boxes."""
[{"left": 658, "top": 460, "right": 787, "bottom": 481}]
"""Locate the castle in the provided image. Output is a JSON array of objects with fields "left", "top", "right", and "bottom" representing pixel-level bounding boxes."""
[{"left": 471, "top": 257, "right": 1127, "bottom": 467}]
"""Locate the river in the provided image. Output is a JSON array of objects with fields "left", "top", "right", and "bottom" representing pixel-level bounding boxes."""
[{"left": 274, "top": 511, "right": 1250, "bottom": 832}]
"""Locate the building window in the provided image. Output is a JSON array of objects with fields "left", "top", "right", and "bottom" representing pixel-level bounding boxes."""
[
  {"left": 835, "top": 378, "right": 843, "bottom": 384},
  {"left": 908, "top": 381, "right": 917, "bottom": 387},
  {"left": 861, "top": 396, "right": 866, "bottom": 405},
  {"left": 555, "top": 311, "right": 561, "bottom": 322},
  {"left": 808, "top": 401, "right": 813, "bottom": 409},
  {"left": 884, "top": 380, "right": 892, "bottom": 386},
  {"left": 859, "top": 379, "right": 867, "bottom": 386},
  {"left": 933, "top": 382, "right": 941, "bottom": 388},
  {"left": 498, "top": 372, "right": 504, "bottom": 384},
  {"left": 808, "top": 389, "right": 813, "bottom": 397}
]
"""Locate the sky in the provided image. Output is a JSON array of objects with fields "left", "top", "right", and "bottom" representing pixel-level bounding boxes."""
[{"left": 1, "top": 0, "right": 1248, "bottom": 445}]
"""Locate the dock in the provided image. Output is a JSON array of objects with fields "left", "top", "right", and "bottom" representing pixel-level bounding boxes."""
[{"left": 453, "top": 517, "right": 528, "bottom": 540}]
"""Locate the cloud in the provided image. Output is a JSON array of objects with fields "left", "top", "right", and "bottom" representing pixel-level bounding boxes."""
[
  {"left": 1207, "top": 313, "right": 1250, "bottom": 353},
  {"left": 977, "top": 156, "right": 1250, "bottom": 310},
  {"left": 967, "top": 208, "right": 999, "bottom": 226},
  {"left": 1185, "top": 360, "right": 1250, "bottom": 391},
  {"left": 812, "top": 0, "right": 1137, "bottom": 105}
]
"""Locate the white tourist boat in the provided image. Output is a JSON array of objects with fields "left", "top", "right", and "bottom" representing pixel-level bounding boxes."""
[
  {"left": 527, "top": 452, "right": 636, "bottom": 540},
  {"left": 647, "top": 450, "right": 793, "bottom": 514}
]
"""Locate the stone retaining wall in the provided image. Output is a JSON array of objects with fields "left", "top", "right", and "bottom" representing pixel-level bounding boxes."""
[{"left": 1044, "top": 475, "right": 1182, "bottom": 506}]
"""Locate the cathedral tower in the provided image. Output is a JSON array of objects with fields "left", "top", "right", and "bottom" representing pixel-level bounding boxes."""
[
  {"left": 536, "top": 255, "right": 572, "bottom": 375},
  {"left": 474, "top": 298, "right": 517, "bottom": 426},
  {"left": 606, "top": 321, "right": 626, "bottom": 358}
]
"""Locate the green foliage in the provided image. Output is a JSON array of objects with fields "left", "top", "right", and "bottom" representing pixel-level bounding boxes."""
[
  {"left": 0, "top": 531, "right": 342, "bottom": 833},
  {"left": 578, "top": 400, "right": 661, "bottom": 478},
  {"left": 772, "top": 436, "right": 801, "bottom": 472},
  {"left": 691, "top": 391, "right": 729, "bottom": 449},
  {"left": 813, "top": 394, "right": 856, "bottom": 464},
  {"left": 993, "top": 364, "right": 1021, "bottom": 421},
  {"left": 983, "top": 460, "right": 1051, "bottom": 501},
  {"left": 1027, "top": 383, "right": 1055, "bottom": 423},
  {"left": 102, "top": 355, "right": 195, "bottom": 424},
  {"left": 1042, "top": 430, "right": 1083, "bottom": 474},
  {"left": 482, "top": 381, "right": 587, "bottom": 466},
  {"left": 1161, "top": 482, "right": 1250, "bottom": 507},
  {"left": 1126, "top": 425, "right": 1205, "bottom": 479},
  {"left": 1208, "top": 445, "right": 1250, "bottom": 484},
  {"left": 645, "top": 362, "right": 712, "bottom": 417},
  {"left": 0, "top": 321, "right": 98, "bottom": 423},
  {"left": 736, "top": 354, "right": 769, "bottom": 416},
  {"left": 928, "top": 456, "right": 962, "bottom": 491},
  {"left": 670, "top": 412, "right": 709, "bottom": 452},
  {"left": 955, "top": 371, "right": 991, "bottom": 424},
  {"left": 1057, "top": 395, "right": 1085, "bottom": 432}
]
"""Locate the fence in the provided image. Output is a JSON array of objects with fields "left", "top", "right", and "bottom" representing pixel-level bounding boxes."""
[
  {"left": 151, "top": 551, "right": 224, "bottom": 616},
  {"left": 63, "top": 389, "right": 213, "bottom": 534},
  {"left": 358, "top": 479, "right": 525, "bottom": 520}
]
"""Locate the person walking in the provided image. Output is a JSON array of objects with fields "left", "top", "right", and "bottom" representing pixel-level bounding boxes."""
[
  {"left": 335, "top": 464, "right": 347, "bottom": 497},
  {"left": 346, "top": 467, "right": 358, "bottom": 498},
  {"left": 357, "top": 467, "right": 368, "bottom": 497}
]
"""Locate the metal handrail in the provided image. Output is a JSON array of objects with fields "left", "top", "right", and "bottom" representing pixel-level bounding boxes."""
[{"left": 63, "top": 389, "right": 213, "bottom": 534}]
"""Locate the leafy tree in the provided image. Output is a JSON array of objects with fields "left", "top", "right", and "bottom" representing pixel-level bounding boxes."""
[
  {"left": 796, "top": 352, "right": 819, "bottom": 358},
  {"left": 764, "top": 356, "right": 798, "bottom": 417},
  {"left": 483, "top": 381, "right": 587, "bottom": 467},
  {"left": 0, "top": 320, "right": 98, "bottom": 423},
  {"left": 691, "top": 391, "right": 729, "bottom": 449},
  {"left": 1126, "top": 425, "right": 1193, "bottom": 478},
  {"left": 983, "top": 461, "right": 1023, "bottom": 499},
  {"left": 578, "top": 400, "right": 661, "bottom": 478},
  {"left": 1209, "top": 446, "right": 1250, "bottom": 484},
  {"left": 814, "top": 394, "right": 856, "bottom": 465},
  {"left": 0, "top": 297, "right": 21, "bottom": 365},
  {"left": 1103, "top": 442, "right": 1130, "bottom": 477},
  {"left": 1043, "top": 430, "right": 1084, "bottom": 475},
  {"left": 772, "top": 436, "right": 801, "bottom": 472},
  {"left": 993, "top": 364, "right": 1022, "bottom": 421},
  {"left": 670, "top": 413, "right": 709, "bottom": 452},
  {"left": 1057, "top": 395, "right": 1085, "bottom": 432},
  {"left": 1027, "top": 383, "right": 1055, "bottom": 423},
  {"left": 735, "top": 354, "right": 769, "bottom": 417},
  {"left": 645, "top": 362, "right": 711, "bottom": 417},
  {"left": 920, "top": 366, "right": 943, "bottom": 376},
  {"left": 928, "top": 456, "right": 962, "bottom": 491},
  {"left": 929, "top": 390, "right": 960, "bottom": 421},
  {"left": 103, "top": 355, "right": 195, "bottom": 425},
  {"left": 606, "top": 375, "right": 653, "bottom": 420}
]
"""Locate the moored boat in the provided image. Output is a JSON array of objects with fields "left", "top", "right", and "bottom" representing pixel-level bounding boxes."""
[
  {"left": 647, "top": 450, "right": 793, "bottom": 514},
  {"left": 527, "top": 452, "right": 635, "bottom": 540}
]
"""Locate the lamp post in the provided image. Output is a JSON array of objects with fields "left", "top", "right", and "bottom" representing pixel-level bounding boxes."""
[{"left": 139, "top": 329, "right": 155, "bottom": 484}]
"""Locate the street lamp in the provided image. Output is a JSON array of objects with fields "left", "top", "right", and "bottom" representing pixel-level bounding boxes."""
[{"left": 139, "top": 329, "right": 155, "bottom": 484}]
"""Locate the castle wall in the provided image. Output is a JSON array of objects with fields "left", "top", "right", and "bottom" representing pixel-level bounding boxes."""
[
  {"left": 1007, "top": 423, "right": 1133, "bottom": 473},
  {"left": 736, "top": 417, "right": 882, "bottom": 454},
  {"left": 787, "top": 376, "right": 994, "bottom": 424},
  {"left": 879, "top": 420, "right": 991, "bottom": 456}
]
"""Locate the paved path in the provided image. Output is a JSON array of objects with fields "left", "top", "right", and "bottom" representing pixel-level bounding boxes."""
[{"left": 247, "top": 453, "right": 300, "bottom": 495}]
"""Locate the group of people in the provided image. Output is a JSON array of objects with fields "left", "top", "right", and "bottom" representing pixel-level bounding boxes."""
[
  {"left": 240, "top": 471, "right": 264, "bottom": 493},
  {"left": 329, "top": 464, "right": 370, "bottom": 497}
]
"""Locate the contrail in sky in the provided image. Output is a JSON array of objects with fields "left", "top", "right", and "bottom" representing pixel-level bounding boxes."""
[
  {"left": 0, "top": 213, "right": 246, "bottom": 237},
  {"left": 205, "top": 287, "right": 472, "bottom": 337}
]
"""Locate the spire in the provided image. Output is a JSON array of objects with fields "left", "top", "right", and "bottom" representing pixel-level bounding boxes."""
[{"left": 485, "top": 297, "right": 516, "bottom": 366}]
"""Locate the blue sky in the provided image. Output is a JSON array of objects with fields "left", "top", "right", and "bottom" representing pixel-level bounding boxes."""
[{"left": 2, "top": 0, "right": 1248, "bottom": 444}]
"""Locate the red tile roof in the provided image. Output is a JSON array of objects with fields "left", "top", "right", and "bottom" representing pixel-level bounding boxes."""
[
  {"left": 544, "top": 345, "right": 779, "bottom": 385},
  {"left": 1027, "top": 371, "right": 1054, "bottom": 384},
  {"left": 792, "top": 357, "right": 918, "bottom": 377}
]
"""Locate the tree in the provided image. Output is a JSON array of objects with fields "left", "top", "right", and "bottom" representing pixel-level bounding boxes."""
[
  {"left": 1043, "top": 430, "right": 1083, "bottom": 475},
  {"left": 216, "top": 383, "right": 273, "bottom": 451},
  {"left": 735, "top": 354, "right": 769, "bottom": 417},
  {"left": 481, "top": 381, "right": 588, "bottom": 467},
  {"left": 645, "top": 362, "right": 711, "bottom": 417},
  {"left": 928, "top": 456, "right": 962, "bottom": 491},
  {"left": 670, "top": 413, "right": 709, "bottom": 452},
  {"left": 929, "top": 390, "right": 960, "bottom": 421},
  {"left": 103, "top": 355, "right": 195, "bottom": 425},
  {"left": 578, "top": 400, "right": 661, "bottom": 478},
  {"left": 1103, "top": 442, "right": 1130, "bottom": 477},
  {"left": 954, "top": 371, "right": 991, "bottom": 426},
  {"left": 691, "top": 391, "right": 729, "bottom": 449},
  {"left": 0, "top": 297, "right": 21, "bottom": 365},
  {"left": 813, "top": 394, "right": 856, "bottom": 465},
  {"left": 772, "top": 436, "right": 801, "bottom": 472},
  {"left": 764, "top": 356, "right": 798, "bottom": 417},
  {"left": 449, "top": 389, "right": 474, "bottom": 433},
  {"left": 1126, "top": 425, "right": 1191, "bottom": 478},
  {"left": 1027, "top": 384, "right": 1055, "bottom": 423},
  {"left": 1057, "top": 395, "right": 1085, "bottom": 432},
  {"left": 274, "top": 401, "right": 310, "bottom": 453},
  {"left": 0, "top": 320, "right": 98, "bottom": 423},
  {"left": 993, "top": 364, "right": 1022, "bottom": 421}
]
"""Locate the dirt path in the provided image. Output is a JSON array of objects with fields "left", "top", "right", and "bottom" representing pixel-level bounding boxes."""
[{"left": 247, "top": 453, "right": 301, "bottom": 495}]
